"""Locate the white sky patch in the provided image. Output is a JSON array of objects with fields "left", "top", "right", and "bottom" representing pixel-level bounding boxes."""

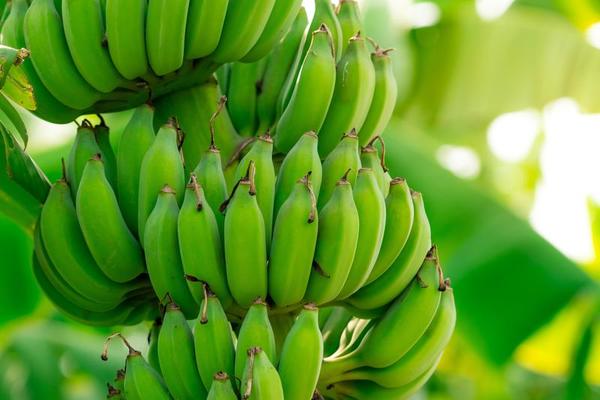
[
  {"left": 436, "top": 145, "right": 481, "bottom": 179},
  {"left": 407, "top": 2, "right": 441, "bottom": 29},
  {"left": 476, "top": 0, "right": 515, "bottom": 21},
  {"left": 586, "top": 22, "right": 600, "bottom": 50},
  {"left": 487, "top": 110, "right": 541, "bottom": 163}
]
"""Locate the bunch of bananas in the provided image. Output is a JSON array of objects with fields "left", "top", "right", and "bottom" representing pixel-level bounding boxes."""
[{"left": 0, "top": 0, "right": 303, "bottom": 123}]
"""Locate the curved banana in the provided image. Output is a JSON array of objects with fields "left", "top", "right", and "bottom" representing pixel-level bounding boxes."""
[
  {"left": 93, "top": 120, "right": 117, "bottom": 189},
  {"left": 194, "top": 288, "right": 236, "bottom": 390},
  {"left": 235, "top": 299, "right": 277, "bottom": 382},
  {"left": 305, "top": 172, "right": 359, "bottom": 305},
  {"left": 273, "top": 25, "right": 336, "bottom": 154},
  {"left": 366, "top": 178, "right": 414, "bottom": 283},
  {"left": 147, "top": 319, "right": 162, "bottom": 375},
  {"left": 146, "top": 0, "right": 189, "bottom": 76},
  {"left": 278, "top": 305, "right": 323, "bottom": 400},
  {"left": 227, "top": 61, "right": 260, "bottom": 136},
  {"left": 62, "top": 0, "right": 125, "bottom": 93},
  {"left": 350, "top": 191, "right": 430, "bottom": 309},
  {"left": 338, "top": 168, "right": 386, "bottom": 298},
  {"left": 336, "top": 0, "right": 362, "bottom": 56},
  {"left": 322, "top": 307, "right": 353, "bottom": 357},
  {"left": 211, "top": 0, "right": 276, "bottom": 63},
  {"left": 242, "top": 0, "right": 303, "bottom": 62},
  {"left": 318, "top": 33, "right": 376, "bottom": 157},
  {"left": 185, "top": 0, "right": 229, "bottom": 60},
  {"left": 360, "top": 138, "right": 390, "bottom": 197},
  {"left": 24, "top": 0, "right": 100, "bottom": 110},
  {"left": 117, "top": 104, "right": 156, "bottom": 236},
  {"left": 76, "top": 155, "right": 145, "bottom": 283},
  {"left": 178, "top": 176, "right": 232, "bottom": 309},
  {"left": 138, "top": 120, "right": 185, "bottom": 244},
  {"left": 105, "top": 0, "right": 148, "bottom": 79},
  {"left": 318, "top": 130, "right": 361, "bottom": 209},
  {"left": 358, "top": 47, "right": 398, "bottom": 146},
  {"left": 158, "top": 301, "right": 207, "bottom": 399},
  {"left": 223, "top": 163, "right": 267, "bottom": 307},
  {"left": 144, "top": 186, "right": 198, "bottom": 318},
  {"left": 67, "top": 121, "right": 102, "bottom": 198},
  {"left": 273, "top": 131, "right": 321, "bottom": 217},
  {"left": 301, "top": 0, "right": 343, "bottom": 63},
  {"left": 241, "top": 347, "right": 284, "bottom": 400},
  {"left": 208, "top": 372, "right": 237, "bottom": 400},
  {"left": 269, "top": 175, "right": 318, "bottom": 308}
]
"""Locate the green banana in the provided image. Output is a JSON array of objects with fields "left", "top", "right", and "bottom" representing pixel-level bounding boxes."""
[
  {"left": 117, "top": 104, "right": 156, "bottom": 236},
  {"left": 144, "top": 186, "right": 198, "bottom": 319},
  {"left": 67, "top": 121, "right": 102, "bottom": 198},
  {"left": 241, "top": 347, "right": 284, "bottom": 400},
  {"left": 321, "top": 307, "right": 353, "bottom": 357},
  {"left": 273, "top": 131, "right": 321, "bottom": 217},
  {"left": 336, "top": 0, "right": 362, "bottom": 56},
  {"left": 269, "top": 174, "right": 318, "bottom": 308},
  {"left": 256, "top": 7, "right": 308, "bottom": 132},
  {"left": 234, "top": 134, "right": 275, "bottom": 245},
  {"left": 158, "top": 301, "right": 207, "bottom": 399},
  {"left": 138, "top": 120, "right": 185, "bottom": 244},
  {"left": 211, "top": 0, "right": 276, "bottom": 63},
  {"left": 278, "top": 305, "right": 323, "bottom": 400},
  {"left": 94, "top": 119, "right": 118, "bottom": 190},
  {"left": 76, "top": 155, "right": 145, "bottom": 283},
  {"left": 318, "top": 130, "right": 361, "bottom": 209},
  {"left": 223, "top": 162, "right": 267, "bottom": 308},
  {"left": 147, "top": 319, "right": 162, "bottom": 375},
  {"left": 318, "top": 33, "right": 376, "bottom": 157},
  {"left": 366, "top": 178, "right": 414, "bottom": 284},
  {"left": 62, "top": 0, "right": 125, "bottom": 93},
  {"left": 208, "top": 372, "right": 237, "bottom": 400},
  {"left": 301, "top": 0, "right": 343, "bottom": 63},
  {"left": 235, "top": 299, "right": 277, "bottom": 382},
  {"left": 242, "top": 0, "right": 303, "bottom": 62},
  {"left": 273, "top": 24, "right": 336, "bottom": 154},
  {"left": 105, "top": 0, "right": 148, "bottom": 79},
  {"left": 184, "top": 0, "right": 229, "bottom": 59},
  {"left": 178, "top": 175, "right": 232, "bottom": 309},
  {"left": 338, "top": 168, "right": 386, "bottom": 298},
  {"left": 358, "top": 47, "right": 397, "bottom": 146},
  {"left": 227, "top": 61, "right": 260, "bottom": 136},
  {"left": 146, "top": 0, "right": 189, "bottom": 76},
  {"left": 305, "top": 172, "right": 359, "bottom": 305},
  {"left": 216, "top": 64, "right": 231, "bottom": 98},
  {"left": 360, "top": 138, "right": 390, "bottom": 197},
  {"left": 350, "top": 191, "right": 431, "bottom": 309},
  {"left": 194, "top": 287, "right": 236, "bottom": 390},
  {"left": 24, "top": 0, "right": 100, "bottom": 110}
]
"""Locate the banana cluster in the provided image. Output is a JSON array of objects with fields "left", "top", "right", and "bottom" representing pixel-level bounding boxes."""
[
  {"left": 0, "top": 0, "right": 303, "bottom": 123},
  {"left": 102, "top": 296, "right": 323, "bottom": 400},
  {"left": 220, "top": 0, "right": 397, "bottom": 157}
]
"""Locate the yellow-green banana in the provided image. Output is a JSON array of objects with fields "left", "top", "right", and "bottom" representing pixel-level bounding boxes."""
[
  {"left": 185, "top": 0, "right": 229, "bottom": 60},
  {"left": 208, "top": 372, "right": 237, "bottom": 400},
  {"left": 24, "top": 0, "right": 101, "bottom": 110},
  {"left": 67, "top": 121, "right": 102, "bottom": 198},
  {"left": 336, "top": 0, "right": 362, "bottom": 56},
  {"left": 278, "top": 305, "right": 323, "bottom": 400},
  {"left": 227, "top": 61, "right": 260, "bottom": 136},
  {"left": 241, "top": 347, "right": 284, "bottom": 400},
  {"left": 305, "top": 172, "right": 359, "bottom": 305},
  {"left": 105, "top": 0, "right": 148, "bottom": 79},
  {"left": 273, "top": 25, "right": 336, "bottom": 153},
  {"left": 146, "top": 0, "right": 189, "bottom": 76},
  {"left": 76, "top": 155, "right": 145, "bottom": 283},
  {"left": 94, "top": 120, "right": 118, "bottom": 190},
  {"left": 338, "top": 168, "right": 386, "bottom": 298},
  {"left": 318, "top": 33, "right": 376, "bottom": 156}
]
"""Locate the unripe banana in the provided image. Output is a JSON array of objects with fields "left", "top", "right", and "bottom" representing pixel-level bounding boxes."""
[
  {"left": 305, "top": 172, "right": 359, "bottom": 305},
  {"left": 62, "top": 0, "right": 125, "bottom": 93},
  {"left": 234, "top": 134, "right": 275, "bottom": 244},
  {"left": 105, "top": 0, "right": 149, "bottom": 79},
  {"left": 322, "top": 307, "right": 353, "bottom": 357},
  {"left": 223, "top": 163, "right": 267, "bottom": 307},
  {"left": 194, "top": 287, "right": 236, "bottom": 390},
  {"left": 94, "top": 119, "right": 118, "bottom": 190},
  {"left": 76, "top": 155, "right": 145, "bottom": 283},
  {"left": 146, "top": 0, "right": 189, "bottom": 76},
  {"left": 227, "top": 61, "right": 260, "bottom": 136},
  {"left": 273, "top": 25, "right": 336, "bottom": 154},
  {"left": 336, "top": 0, "right": 362, "bottom": 56},
  {"left": 24, "top": 0, "right": 101, "bottom": 110},
  {"left": 318, "top": 130, "right": 361, "bottom": 209},
  {"left": 338, "top": 168, "right": 386, "bottom": 298},
  {"left": 67, "top": 121, "right": 102, "bottom": 198},
  {"left": 235, "top": 299, "right": 277, "bottom": 382},
  {"left": 185, "top": 0, "right": 229, "bottom": 60},
  {"left": 208, "top": 372, "right": 237, "bottom": 400},
  {"left": 242, "top": 0, "right": 303, "bottom": 62},
  {"left": 358, "top": 47, "right": 398, "bottom": 146},
  {"left": 360, "top": 138, "right": 390, "bottom": 197},
  {"left": 366, "top": 178, "right": 414, "bottom": 283},
  {"left": 158, "top": 301, "right": 207, "bottom": 399},
  {"left": 318, "top": 33, "right": 376, "bottom": 157},
  {"left": 273, "top": 132, "right": 322, "bottom": 217},
  {"left": 241, "top": 347, "right": 284, "bottom": 400},
  {"left": 278, "top": 305, "right": 323, "bottom": 400},
  {"left": 211, "top": 0, "right": 276, "bottom": 63},
  {"left": 138, "top": 120, "right": 185, "bottom": 245},
  {"left": 117, "top": 104, "right": 156, "bottom": 236},
  {"left": 256, "top": 8, "right": 308, "bottom": 132},
  {"left": 269, "top": 175, "right": 318, "bottom": 308},
  {"left": 301, "top": 0, "right": 343, "bottom": 63},
  {"left": 147, "top": 319, "right": 162, "bottom": 375},
  {"left": 144, "top": 186, "right": 198, "bottom": 319},
  {"left": 178, "top": 176, "right": 232, "bottom": 309}
]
